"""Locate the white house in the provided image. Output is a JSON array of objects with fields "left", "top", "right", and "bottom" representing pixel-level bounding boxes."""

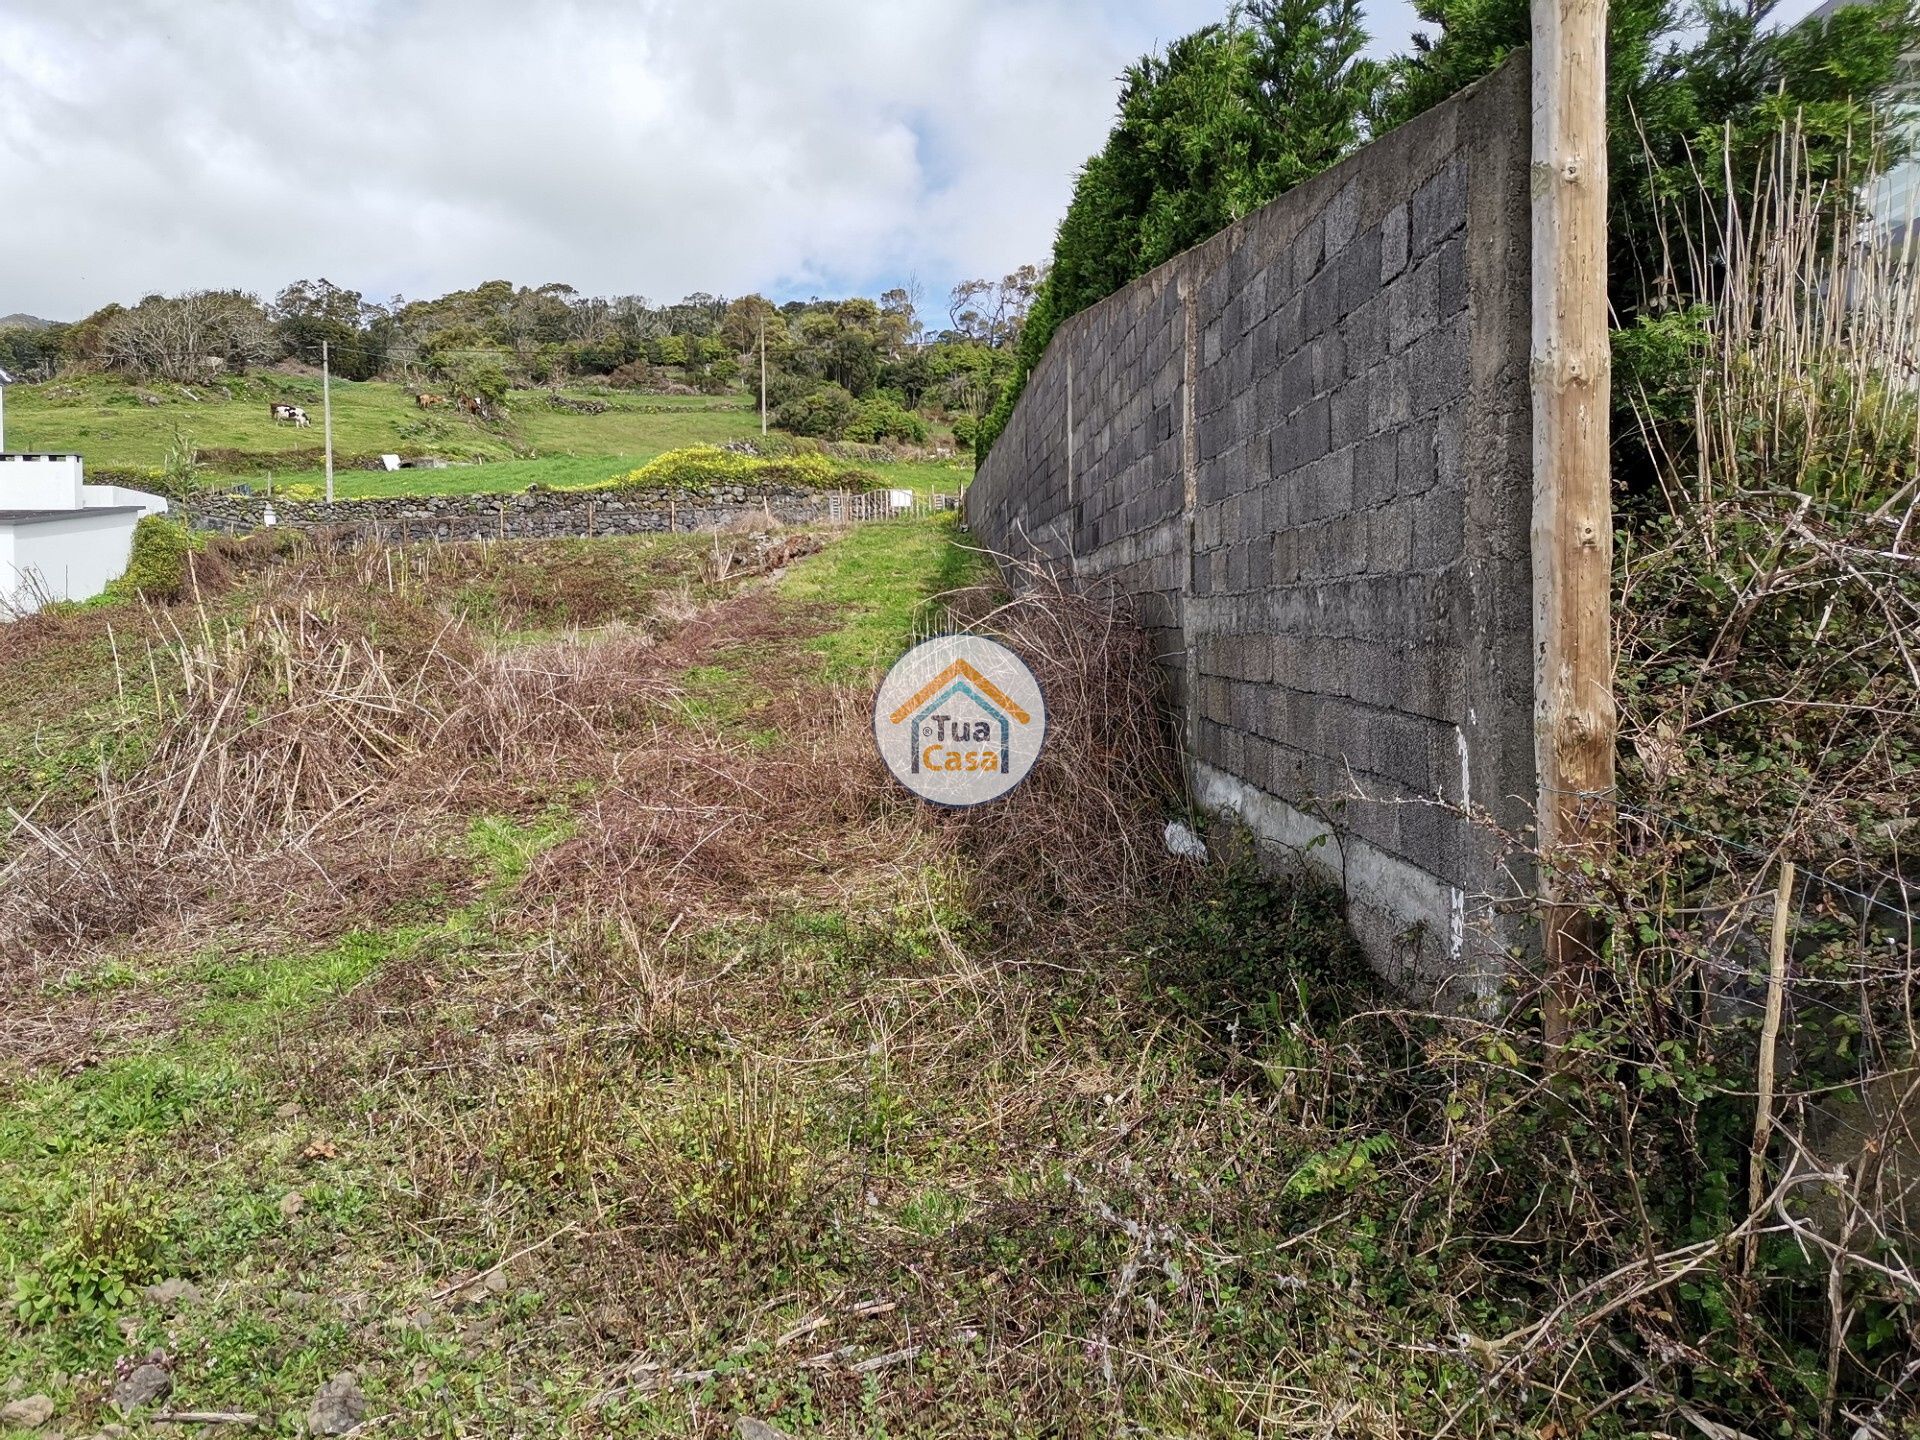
[
  {"left": 1809, "top": 0, "right": 1919, "bottom": 232},
  {"left": 0, "top": 452, "right": 169, "bottom": 617}
]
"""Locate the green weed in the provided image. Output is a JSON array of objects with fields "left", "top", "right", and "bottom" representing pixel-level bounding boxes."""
[
  {"left": 493, "top": 1054, "right": 611, "bottom": 1190},
  {"left": 10, "top": 1175, "right": 168, "bottom": 1327},
  {"left": 652, "top": 1062, "right": 810, "bottom": 1245}
]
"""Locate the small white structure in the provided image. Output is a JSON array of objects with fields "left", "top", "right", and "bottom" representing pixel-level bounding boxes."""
[{"left": 0, "top": 452, "right": 169, "bottom": 617}]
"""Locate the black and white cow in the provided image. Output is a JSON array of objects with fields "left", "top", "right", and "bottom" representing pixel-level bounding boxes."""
[{"left": 269, "top": 403, "right": 310, "bottom": 427}]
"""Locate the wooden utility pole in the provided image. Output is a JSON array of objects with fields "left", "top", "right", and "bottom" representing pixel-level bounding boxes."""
[
  {"left": 321, "top": 340, "right": 336, "bottom": 504},
  {"left": 1531, "top": 0, "right": 1616, "bottom": 1046}
]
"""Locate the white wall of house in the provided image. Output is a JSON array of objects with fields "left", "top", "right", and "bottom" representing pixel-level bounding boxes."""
[
  {"left": 80, "top": 483, "right": 169, "bottom": 516},
  {"left": 0, "top": 509, "right": 146, "bottom": 614},
  {"left": 0, "top": 453, "right": 84, "bottom": 509},
  {"left": 0, "top": 453, "right": 169, "bottom": 617}
]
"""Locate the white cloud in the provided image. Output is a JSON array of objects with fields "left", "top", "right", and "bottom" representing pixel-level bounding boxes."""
[
  {"left": 0, "top": 0, "right": 1229, "bottom": 318},
  {"left": 0, "top": 0, "right": 1839, "bottom": 321}
]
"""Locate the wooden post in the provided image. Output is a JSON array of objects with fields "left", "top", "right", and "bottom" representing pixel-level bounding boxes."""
[
  {"left": 1531, "top": 0, "right": 1616, "bottom": 1046},
  {"left": 322, "top": 340, "right": 335, "bottom": 504},
  {"left": 1744, "top": 859, "right": 1795, "bottom": 1272}
]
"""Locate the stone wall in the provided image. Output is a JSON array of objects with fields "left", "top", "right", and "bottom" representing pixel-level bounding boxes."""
[
  {"left": 966, "top": 55, "right": 1535, "bottom": 1002},
  {"left": 189, "top": 485, "right": 847, "bottom": 542}
]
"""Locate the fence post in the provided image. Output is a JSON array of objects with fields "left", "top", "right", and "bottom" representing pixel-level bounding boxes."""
[
  {"left": 1744, "top": 859, "right": 1795, "bottom": 1272},
  {"left": 1532, "top": 0, "right": 1616, "bottom": 1047}
]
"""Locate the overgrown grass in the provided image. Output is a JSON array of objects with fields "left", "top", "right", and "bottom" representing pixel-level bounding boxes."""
[
  {"left": 19, "top": 499, "right": 1860, "bottom": 1438},
  {"left": 2, "top": 511, "right": 1296, "bottom": 1436}
]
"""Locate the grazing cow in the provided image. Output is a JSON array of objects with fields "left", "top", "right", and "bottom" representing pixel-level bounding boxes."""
[
  {"left": 415, "top": 393, "right": 445, "bottom": 409},
  {"left": 270, "top": 402, "right": 296, "bottom": 422}
]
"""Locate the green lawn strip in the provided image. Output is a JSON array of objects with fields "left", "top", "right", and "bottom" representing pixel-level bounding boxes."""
[
  {"left": 777, "top": 513, "right": 996, "bottom": 680},
  {"left": 464, "top": 812, "right": 574, "bottom": 895},
  {"left": 859, "top": 457, "right": 975, "bottom": 501}
]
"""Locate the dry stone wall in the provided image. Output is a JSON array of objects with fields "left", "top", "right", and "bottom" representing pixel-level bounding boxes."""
[
  {"left": 189, "top": 486, "right": 844, "bottom": 542},
  {"left": 967, "top": 55, "right": 1536, "bottom": 1001}
]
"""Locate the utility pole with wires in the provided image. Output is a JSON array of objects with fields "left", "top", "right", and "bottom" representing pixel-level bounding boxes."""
[
  {"left": 322, "top": 340, "right": 335, "bottom": 504},
  {"left": 759, "top": 318, "right": 768, "bottom": 437}
]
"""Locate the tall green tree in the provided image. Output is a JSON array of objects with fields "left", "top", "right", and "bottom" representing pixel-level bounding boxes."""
[
  {"left": 271, "top": 278, "right": 382, "bottom": 379},
  {"left": 983, "top": 0, "right": 1382, "bottom": 455},
  {"left": 1385, "top": 0, "right": 1920, "bottom": 320}
]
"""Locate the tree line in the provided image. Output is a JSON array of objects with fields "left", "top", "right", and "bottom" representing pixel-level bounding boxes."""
[
  {"left": 983, "top": 0, "right": 1920, "bottom": 459},
  {"left": 0, "top": 270, "right": 1046, "bottom": 447}
]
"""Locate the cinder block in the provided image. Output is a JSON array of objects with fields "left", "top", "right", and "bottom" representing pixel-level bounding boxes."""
[
  {"left": 1390, "top": 424, "right": 1434, "bottom": 498},
  {"left": 1409, "top": 315, "right": 1469, "bottom": 417},
  {"left": 1435, "top": 235, "right": 1468, "bottom": 320},
  {"left": 1368, "top": 502, "right": 1415, "bottom": 572},
  {"left": 1330, "top": 374, "right": 1372, "bottom": 452},
  {"left": 1277, "top": 346, "right": 1317, "bottom": 416},
  {"left": 1354, "top": 430, "right": 1399, "bottom": 507},
  {"left": 1410, "top": 158, "right": 1466, "bottom": 257},
  {"left": 1381, "top": 203, "right": 1410, "bottom": 282},
  {"left": 1273, "top": 397, "right": 1331, "bottom": 476},
  {"left": 1307, "top": 447, "right": 1356, "bottom": 524},
  {"left": 1371, "top": 710, "right": 1442, "bottom": 793},
  {"left": 1325, "top": 180, "right": 1360, "bottom": 252},
  {"left": 1410, "top": 484, "right": 1466, "bottom": 571}
]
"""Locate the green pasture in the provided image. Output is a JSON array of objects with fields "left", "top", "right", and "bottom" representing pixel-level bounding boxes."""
[
  {"left": 2, "top": 375, "right": 972, "bottom": 501},
  {"left": 2, "top": 374, "right": 762, "bottom": 481}
]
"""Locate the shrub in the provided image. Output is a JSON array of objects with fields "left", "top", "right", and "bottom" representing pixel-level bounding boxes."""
[
  {"left": 844, "top": 394, "right": 928, "bottom": 445},
  {"left": 606, "top": 359, "right": 655, "bottom": 390},
  {"left": 492, "top": 1054, "right": 608, "bottom": 1189},
  {"left": 110, "top": 515, "right": 195, "bottom": 602},
  {"left": 603, "top": 445, "right": 877, "bottom": 493},
  {"left": 772, "top": 383, "right": 858, "bottom": 439}
]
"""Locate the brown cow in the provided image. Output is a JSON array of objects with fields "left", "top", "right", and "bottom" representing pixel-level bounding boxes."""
[{"left": 415, "top": 393, "right": 445, "bottom": 409}]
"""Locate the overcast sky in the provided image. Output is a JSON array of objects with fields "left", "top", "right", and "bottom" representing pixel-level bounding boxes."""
[{"left": 0, "top": 0, "right": 1832, "bottom": 323}]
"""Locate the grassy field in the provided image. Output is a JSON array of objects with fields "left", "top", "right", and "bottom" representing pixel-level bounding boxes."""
[
  {"left": 2, "top": 375, "right": 746, "bottom": 491},
  {"left": 0, "top": 514, "right": 1433, "bottom": 1438},
  {"left": 1, "top": 375, "right": 973, "bottom": 504}
]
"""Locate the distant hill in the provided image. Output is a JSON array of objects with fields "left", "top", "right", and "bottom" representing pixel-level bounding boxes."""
[{"left": 0, "top": 313, "right": 54, "bottom": 330}]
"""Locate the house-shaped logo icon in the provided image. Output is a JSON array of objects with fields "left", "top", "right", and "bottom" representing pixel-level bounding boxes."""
[
  {"left": 887, "top": 659, "right": 1032, "bottom": 775},
  {"left": 873, "top": 639, "right": 1047, "bottom": 806}
]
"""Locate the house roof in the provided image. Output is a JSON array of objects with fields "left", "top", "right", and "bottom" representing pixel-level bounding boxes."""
[
  {"left": 0, "top": 505, "right": 143, "bottom": 526},
  {"left": 887, "top": 658, "right": 1032, "bottom": 725}
]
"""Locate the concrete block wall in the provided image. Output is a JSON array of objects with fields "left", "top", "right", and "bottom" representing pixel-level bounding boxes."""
[{"left": 967, "top": 55, "right": 1535, "bottom": 1001}]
